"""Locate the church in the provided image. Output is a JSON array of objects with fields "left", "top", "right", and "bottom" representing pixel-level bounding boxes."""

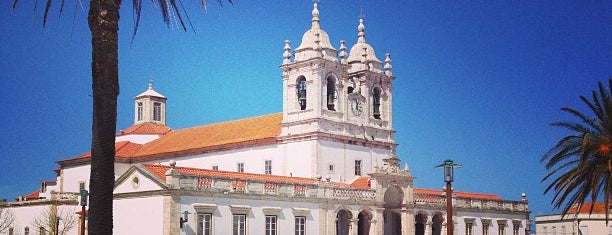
[{"left": 2, "top": 3, "right": 530, "bottom": 235}]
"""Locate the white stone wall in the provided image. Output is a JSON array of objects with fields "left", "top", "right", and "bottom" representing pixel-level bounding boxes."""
[
  {"left": 61, "top": 165, "right": 91, "bottom": 193},
  {"left": 536, "top": 213, "right": 611, "bottom": 235},
  {"left": 320, "top": 140, "right": 387, "bottom": 183},
  {"left": 6, "top": 203, "right": 80, "bottom": 235},
  {"left": 179, "top": 196, "right": 321, "bottom": 235},
  {"left": 114, "top": 196, "right": 165, "bottom": 235}
]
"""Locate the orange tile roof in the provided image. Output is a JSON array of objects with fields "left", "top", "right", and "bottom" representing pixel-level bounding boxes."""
[
  {"left": 132, "top": 113, "right": 282, "bottom": 158},
  {"left": 117, "top": 123, "right": 171, "bottom": 136},
  {"left": 143, "top": 164, "right": 319, "bottom": 185},
  {"left": 350, "top": 177, "right": 371, "bottom": 189},
  {"left": 567, "top": 202, "right": 610, "bottom": 214},
  {"left": 24, "top": 190, "right": 39, "bottom": 200},
  {"left": 414, "top": 188, "right": 503, "bottom": 201},
  {"left": 58, "top": 141, "right": 143, "bottom": 163}
]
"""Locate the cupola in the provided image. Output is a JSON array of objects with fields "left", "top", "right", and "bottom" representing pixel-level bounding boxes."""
[
  {"left": 134, "top": 82, "right": 167, "bottom": 125},
  {"left": 347, "top": 18, "right": 382, "bottom": 73},
  {"left": 294, "top": 2, "right": 338, "bottom": 62}
]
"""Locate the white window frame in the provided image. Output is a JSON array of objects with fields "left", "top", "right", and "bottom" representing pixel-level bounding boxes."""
[
  {"left": 354, "top": 160, "right": 362, "bottom": 176},
  {"left": 265, "top": 160, "right": 272, "bottom": 175},
  {"left": 295, "top": 216, "right": 306, "bottom": 235},
  {"left": 265, "top": 215, "right": 277, "bottom": 235},
  {"left": 153, "top": 102, "right": 161, "bottom": 121},
  {"left": 197, "top": 213, "right": 212, "bottom": 235},
  {"left": 237, "top": 163, "right": 244, "bottom": 173},
  {"left": 233, "top": 214, "right": 246, "bottom": 235},
  {"left": 137, "top": 102, "right": 143, "bottom": 121}
]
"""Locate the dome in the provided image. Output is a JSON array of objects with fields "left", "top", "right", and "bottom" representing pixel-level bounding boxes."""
[
  {"left": 347, "top": 19, "right": 382, "bottom": 73},
  {"left": 294, "top": 3, "right": 338, "bottom": 62}
]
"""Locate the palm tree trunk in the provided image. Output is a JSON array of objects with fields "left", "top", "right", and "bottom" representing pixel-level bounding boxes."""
[{"left": 87, "top": 0, "right": 121, "bottom": 234}]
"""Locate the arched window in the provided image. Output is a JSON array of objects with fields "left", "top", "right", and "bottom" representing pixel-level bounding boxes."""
[
  {"left": 24, "top": 227, "right": 29, "bottom": 235},
  {"left": 326, "top": 77, "right": 336, "bottom": 111},
  {"left": 297, "top": 77, "right": 307, "bottom": 110},
  {"left": 373, "top": 88, "right": 381, "bottom": 119}
]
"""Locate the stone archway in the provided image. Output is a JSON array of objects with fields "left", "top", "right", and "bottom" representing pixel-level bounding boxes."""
[
  {"left": 357, "top": 210, "right": 372, "bottom": 235},
  {"left": 431, "top": 212, "right": 443, "bottom": 235},
  {"left": 415, "top": 212, "right": 428, "bottom": 235},
  {"left": 383, "top": 186, "right": 404, "bottom": 235},
  {"left": 336, "top": 209, "right": 352, "bottom": 235}
]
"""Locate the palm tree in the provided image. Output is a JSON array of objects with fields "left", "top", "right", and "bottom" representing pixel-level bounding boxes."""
[
  {"left": 541, "top": 78, "right": 612, "bottom": 224},
  {"left": 13, "top": 0, "right": 231, "bottom": 234}
]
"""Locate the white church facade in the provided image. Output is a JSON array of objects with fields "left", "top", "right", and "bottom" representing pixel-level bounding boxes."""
[{"left": 1, "top": 3, "right": 530, "bottom": 235}]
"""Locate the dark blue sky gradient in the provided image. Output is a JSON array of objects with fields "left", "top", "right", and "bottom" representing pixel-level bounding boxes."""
[{"left": 1, "top": 1, "right": 610, "bottom": 220}]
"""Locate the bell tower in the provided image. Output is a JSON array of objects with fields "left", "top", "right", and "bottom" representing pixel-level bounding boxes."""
[
  {"left": 134, "top": 81, "right": 167, "bottom": 125},
  {"left": 279, "top": 4, "right": 395, "bottom": 144},
  {"left": 279, "top": 3, "right": 397, "bottom": 181}
]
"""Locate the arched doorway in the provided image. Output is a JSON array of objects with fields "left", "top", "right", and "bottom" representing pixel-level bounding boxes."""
[
  {"left": 357, "top": 210, "right": 372, "bottom": 235},
  {"left": 383, "top": 186, "right": 403, "bottom": 235},
  {"left": 415, "top": 212, "right": 428, "bottom": 235},
  {"left": 431, "top": 212, "right": 443, "bottom": 235},
  {"left": 336, "top": 209, "right": 352, "bottom": 235}
]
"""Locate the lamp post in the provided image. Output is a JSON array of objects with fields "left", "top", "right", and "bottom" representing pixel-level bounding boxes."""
[
  {"left": 436, "top": 159, "right": 462, "bottom": 235},
  {"left": 79, "top": 189, "right": 88, "bottom": 235},
  {"left": 55, "top": 216, "right": 61, "bottom": 235},
  {"left": 180, "top": 211, "right": 191, "bottom": 229}
]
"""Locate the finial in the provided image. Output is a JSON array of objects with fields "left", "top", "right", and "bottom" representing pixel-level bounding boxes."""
[
  {"left": 283, "top": 40, "right": 292, "bottom": 65},
  {"left": 357, "top": 18, "right": 366, "bottom": 43},
  {"left": 311, "top": 1, "right": 320, "bottom": 29},
  {"left": 339, "top": 40, "right": 347, "bottom": 64},
  {"left": 384, "top": 53, "right": 393, "bottom": 76},
  {"left": 169, "top": 160, "right": 176, "bottom": 169},
  {"left": 148, "top": 80, "right": 154, "bottom": 90}
]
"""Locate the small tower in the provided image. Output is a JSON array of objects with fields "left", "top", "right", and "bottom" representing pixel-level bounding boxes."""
[{"left": 134, "top": 81, "right": 167, "bottom": 125}]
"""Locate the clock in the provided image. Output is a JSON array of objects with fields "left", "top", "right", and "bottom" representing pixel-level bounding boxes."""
[{"left": 350, "top": 98, "right": 363, "bottom": 116}]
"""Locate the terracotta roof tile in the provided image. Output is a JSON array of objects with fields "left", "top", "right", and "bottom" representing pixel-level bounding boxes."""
[
  {"left": 143, "top": 164, "right": 319, "bottom": 185},
  {"left": 24, "top": 190, "right": 39, "bottom": 200},
  {"left": 58, "top": 141, "right": 143, "bottom": 162},
  {"left": 132, "top": 113, "right": 282, "bottom": 158},
  {"left": 117, "top": 123, "right": 171, "bottom": 136},
  {"left": 350, "top": 177, "right": 371, "bottom": 189},
  {"left": 567, "top": 202, "right": 610, "bottom": 214},
  {"left": 414, "top": 188, "right": 503, "bottom": 201}
]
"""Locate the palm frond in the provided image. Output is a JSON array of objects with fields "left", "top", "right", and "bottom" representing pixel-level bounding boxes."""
[
  {"left": 543, "top": 78, "right": 612, "bottom": 224},
  {"left": 43, "top": 0, "right": 52, "bottom": 27}
]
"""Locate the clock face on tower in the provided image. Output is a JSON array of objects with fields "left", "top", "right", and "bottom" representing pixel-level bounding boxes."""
[{"left": 350, "top": 98, "right": 363, "bottom": 116}]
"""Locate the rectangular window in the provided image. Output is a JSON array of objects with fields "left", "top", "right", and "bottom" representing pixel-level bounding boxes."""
[
  {"left": 237, "top": 163, "right": 244, "bottom": 173},
  {"left": 233, "top": 214, "right": 246, "bottom": 235},
  {"left": 137, "top": 102, "right": 143, "bottom": 121},
  {"left": 212, "top": 165, "right": 218, "bottom": 170},
  {"left": 466, "top": 222, "right": 473, "bottom": 235},
  {"left": 499, "top": 224, "right": 505, "bottom": 235},
  {"left": 328, "top": 164, "right": 335, "bottom": 173},
  {"left": 197, "top": 213, "right": 212, "bottom": 235},
  {"left": 265, "top": 215, "right": 277, "bottom": 235},
  {"left": 513, "top": 224, "right": 521, "bottom": 235},
  {"left": 354, "top": 160, "right": 362, "bottom": 176},
  {"left": 483, "top": 224, "right": 489, "bottom": 235},
  {"left": 79, "top": 181, "right": 86, "bottom": 191},
  {"left": 153, "top": 102, "right": 161, "bottom": 121},
  {"left": 295, "top": 216, "right": 306, "bottom": 235},
  {"left": 265, "top": 160, "right": 272, "bottom": 175}
]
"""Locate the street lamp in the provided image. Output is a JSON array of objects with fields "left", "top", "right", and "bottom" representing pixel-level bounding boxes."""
[
  {"left": 55, "top": 216, "right": 61, "bottom": 235},
  {"left": 435, "top": 159, "right": 462, "bottom": 235},
  {"left": 179, "top": 210, "right": 191, "bottom": 229},
  {"left": 79, "top": 189, "right": 88, "bottom": 235}
]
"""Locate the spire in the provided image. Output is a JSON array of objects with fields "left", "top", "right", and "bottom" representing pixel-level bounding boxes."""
[
  {"left": 339, "top": 40, "right": 347, "bottom": 64},
  {"left": 283, "top": 40, "right": 292, "bottom": 65},
  {"left": 384, "top": 53, "right": 393, "bottom": 76},
  {"left": 311, "top": 2, "right": 320, "bottom": 30},
  {"left": 357, "top": 18, "right": 366, "bottom": 44}
]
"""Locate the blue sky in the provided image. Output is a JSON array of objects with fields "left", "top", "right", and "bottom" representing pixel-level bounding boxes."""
[{"left": 1, "top": 0, "right": 610, "bottom": 221}]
